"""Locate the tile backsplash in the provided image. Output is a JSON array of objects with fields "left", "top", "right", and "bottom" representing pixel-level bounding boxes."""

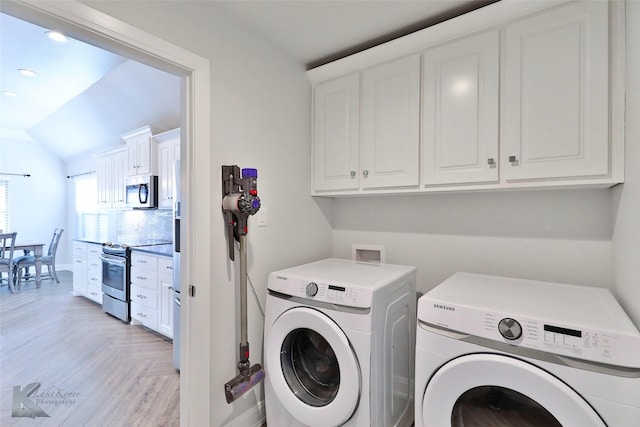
[{"left": 117, "top": 209, "right": 173, "bottom": 243}]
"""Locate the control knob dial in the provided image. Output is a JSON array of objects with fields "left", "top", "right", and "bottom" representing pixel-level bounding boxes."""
[
  {"left": 498, "top": 318, "right": 522, "bottom": 340},
  {"left": 305, "top": 282, "right": 318, "bottom": 297}
]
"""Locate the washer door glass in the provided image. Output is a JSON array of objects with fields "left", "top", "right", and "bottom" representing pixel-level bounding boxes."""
[
  {"left": 422, "top": 354, "right": 606, "bottom": 427},
  {"left": 266, "top": 307, "right": 361, "bottom": 427},
  {"left": 281, "top": 328, "right": 340, "bottom": 406},
  {"left": 452, "top": 386, "right": 561, "bottom": 427}
]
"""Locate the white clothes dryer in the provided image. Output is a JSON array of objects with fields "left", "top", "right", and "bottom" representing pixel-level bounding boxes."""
[
  {"left": 415, "top": 272, "right": 640, "bottom": 427},
  {"left": 265, "top": 258, "right": 416, "bottom": 427}
]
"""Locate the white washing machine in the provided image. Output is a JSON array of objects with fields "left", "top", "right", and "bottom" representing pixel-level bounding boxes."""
[
  {"left": 264, "top": 258, "right": 416, "bottom": 427},
  {"left": 415, "top": 272, "right": 640, "bottom": 427}
]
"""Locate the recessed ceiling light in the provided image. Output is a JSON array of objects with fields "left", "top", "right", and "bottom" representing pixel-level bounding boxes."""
[
  {"left": 2, "top": 91, "right": 18, "bottom": 97},
  {"left": 18, "top": 69, "right": 37, "bottom": 77},
  {"left": 46, "top": 31, "right": 69, "bottom": 42}
]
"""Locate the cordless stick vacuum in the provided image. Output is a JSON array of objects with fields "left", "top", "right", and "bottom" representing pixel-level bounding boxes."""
[{"left": 221, "top": 165, "right": 264, "bottom": 404}]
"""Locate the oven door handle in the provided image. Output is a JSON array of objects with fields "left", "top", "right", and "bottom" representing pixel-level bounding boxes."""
[{"left": 100, "top": 254, "right": 127, "bottom": 266}]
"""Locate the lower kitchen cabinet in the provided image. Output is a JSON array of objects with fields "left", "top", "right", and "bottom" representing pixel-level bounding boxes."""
[
  {"left": 157, "top": 257, "right": 174, "bottom": 338},
  {"left": 72, "top": 241, "right": 102, "bottom": 303},
  {"left": 130, "top": 252, "right": 173, "bottom": 338}
]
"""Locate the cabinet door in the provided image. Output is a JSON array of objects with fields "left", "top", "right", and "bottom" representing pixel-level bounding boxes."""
[
  {"left": 158, "top": 274, "right": 174, "bottom": 338},
  {"left": 135, "top": 137, "right": 153, "bottom": 175},
  {"left": 502, "top": 1, "right": 608, "bottom": 181},
  {"left": 423, "top": 30, "right": 499, "bottom": 186},
  {"left": 126, "top": 140, "right": 140, "bottom": 176},
  {"left": 72, "top": 257, "right": 87, "bottom": 296},
  {"left": 96, "top": 156, "right": 112, "bottom": 208},
  {"left": 111, "top": 150, "right": 127, "bottom": 207},
  {"left": 361, "top": 54, "right": 420, "bottom": 189},
  {"left": 312, "top": 73, "right": 360, "bottom": 191},
  {"left": 158, "top": 140, "right": 179, "bottom": 208}
]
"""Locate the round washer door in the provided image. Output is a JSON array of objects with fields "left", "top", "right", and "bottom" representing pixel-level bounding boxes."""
[
  {"left": 422, "top": 354, "right": 605, "bottom": 427},
  {"left": 266, "top": 307, "right": 361, "bottom": 427}
]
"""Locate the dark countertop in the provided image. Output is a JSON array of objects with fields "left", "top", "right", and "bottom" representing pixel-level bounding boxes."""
[
  {"left": 131, "top": 244, "right": 174, "bottom": 257},
  {"left": 74, "top": 239, "right": 174, "bottom": 257}
]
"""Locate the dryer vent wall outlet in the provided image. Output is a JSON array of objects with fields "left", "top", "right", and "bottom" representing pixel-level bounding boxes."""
[{"left": 352, "top": 244, "right": 386, "bottom": 263}]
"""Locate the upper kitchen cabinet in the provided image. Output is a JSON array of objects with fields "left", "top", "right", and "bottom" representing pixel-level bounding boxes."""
[
  {"left": 122, "top": 125, "right": 156, "bottom": 177},
  {"left": 307, "top": 0, "right": 624, "bottom": 196},
  {"left": 155, "top": 128, "right": 181, "bottom": 208},
  {"left": 311, "top": 55, "right": 420, "bottom": 194},
  {"left": 502, "top": 1, "right": 613, "bottom": 183},
  {"left": 95, "top": 147, "right": 127, "bottom": 209},
  {"left": 422, "top": 29, "right": 499, "bottom": 186}
]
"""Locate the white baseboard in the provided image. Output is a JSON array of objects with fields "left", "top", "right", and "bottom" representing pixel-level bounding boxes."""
[
  {"left": 57, "top": 264, "right": 73, "bottom": 272},
  {"left": 224, "top": 400, "right": 266, "bottom": 427}
]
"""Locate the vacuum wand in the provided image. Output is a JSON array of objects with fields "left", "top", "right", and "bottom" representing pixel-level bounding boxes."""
[{"left": 222, "top": 166, "right": 265, "bottom": 404}]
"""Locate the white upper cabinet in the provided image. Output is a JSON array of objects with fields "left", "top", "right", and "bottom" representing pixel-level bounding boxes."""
[
  {"left": 156, "top": 128, "right": 181, "bottom": 208},
  {"left": 123, "top": 125, "right": 156, "bottom": 177},
  {"left": 312, "top": 73, "right": 360, "bottom": 191},
  {"left": 95, "top": 147, "right": 126, "bottom": 209},
  {"left": 307, "top": 0, "right": 623, "bottom": 196},
  {"left": 312, "top": 55, "right": 420, "bottom": 193},
  {"left": 422, "top": 29, "right": 499, "bottom": 186},
  {"left": 361, "top": 55, "right": 420, "bottom": 189},
  {"left": 502, "top": 1, "right": 609, "bottom": 182}
]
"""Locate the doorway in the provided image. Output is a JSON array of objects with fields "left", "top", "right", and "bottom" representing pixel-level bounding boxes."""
[{"left": 0, "top": 1, "right": 212, "bottom": 425}]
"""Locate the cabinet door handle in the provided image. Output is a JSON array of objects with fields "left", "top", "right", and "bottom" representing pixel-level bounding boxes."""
[
  {"left": 509, "top": 155, "right": 518, "bottom": 165},
  {"left": 137, "top": 276, "right": 147, "bottom": 280},
  {"left": 136, "top": 294, "right": 146, "bottom": 299},
  {"left": 487, "top": 158, "right": 496, "bottom": 167},
  {"left": 362, "top": 170, "right": 369, "bottom": 178},
  {"left": 350, "top": 171, "right": 356, "bottom": 178}
]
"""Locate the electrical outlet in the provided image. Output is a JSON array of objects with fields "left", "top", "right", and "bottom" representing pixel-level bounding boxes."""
[{"left": 258, "top": 206, "right": 267, "bottom": 227}]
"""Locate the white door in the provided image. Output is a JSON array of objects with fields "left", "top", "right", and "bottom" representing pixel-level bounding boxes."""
[
  {"left": 502, "top": 1, "right": 609, "bottom": 181},
  {"left": 422, "top": 30, "right": 499, "bottom": 186},
  {"left": 313, "top": 73, "right": 360, "bottom": 192},
  {"left": 266, "top": 307, "right": 361, "bottom": 427},
  {"left": 421, "top": 354, "right": 605, "bottom": 427},
  {"left": 361, "top": 54, "right": 420, "bottom": 189}
]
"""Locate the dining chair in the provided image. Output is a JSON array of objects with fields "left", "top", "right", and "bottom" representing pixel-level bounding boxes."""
[
  {"left": 14, "top": 228, "right": 64, "bottom": 289},
  {"left": 0, "top": 232, "right": 18, "bottom": 293}
]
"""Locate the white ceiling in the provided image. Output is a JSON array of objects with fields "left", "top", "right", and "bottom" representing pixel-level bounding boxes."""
[{"left": 1, "top": 0, "right": 491, "bottom": 160}]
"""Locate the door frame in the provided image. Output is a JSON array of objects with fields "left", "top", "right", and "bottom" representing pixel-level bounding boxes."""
[{"left": 0, "top": 1, "right": 212, "bottom": 425}]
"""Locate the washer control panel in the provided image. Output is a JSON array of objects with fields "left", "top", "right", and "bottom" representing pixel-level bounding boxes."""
[
  {"left": 269, "top": 275, "right": 373, "bottom": 308},
  {"left": 419, "top": 301, "right": 640, "bottom": 368}
]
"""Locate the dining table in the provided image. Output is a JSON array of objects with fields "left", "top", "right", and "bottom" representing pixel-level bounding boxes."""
[{"left": 9, "top": 242, "right": 45, "bottom": 290}]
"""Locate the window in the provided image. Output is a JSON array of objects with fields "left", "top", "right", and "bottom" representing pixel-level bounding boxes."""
[
  {"left": 75, "top": 177, "right": 107, "bottom": 238},
  {"left": 0, "top": 180, "right": 8, "bottom": 232}
]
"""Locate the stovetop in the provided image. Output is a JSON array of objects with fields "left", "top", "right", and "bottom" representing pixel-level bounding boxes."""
[{"left": 102, "top": 240, "right": 172, "bottom": 255}]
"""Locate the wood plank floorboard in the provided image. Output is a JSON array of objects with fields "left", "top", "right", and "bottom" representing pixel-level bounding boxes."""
[{"left": 0, "top": 272, "right": 179, "bottom": 426}]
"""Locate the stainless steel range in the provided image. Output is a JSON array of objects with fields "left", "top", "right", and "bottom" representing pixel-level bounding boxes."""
[{"left": 100, "top": 241, "right": 170, "bottom": 322}]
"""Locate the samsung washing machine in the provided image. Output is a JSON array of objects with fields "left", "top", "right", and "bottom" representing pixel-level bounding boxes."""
[
  {"left": 264, "top": 258, "right": 416, "bottom": 427},
  {"left": 415, "top": 272, "right": 640, "bottom": 427}
]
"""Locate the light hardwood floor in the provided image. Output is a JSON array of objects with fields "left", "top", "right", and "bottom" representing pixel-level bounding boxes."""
[{"left": 0, "top": 271, "right": 179, "bottom": 426}]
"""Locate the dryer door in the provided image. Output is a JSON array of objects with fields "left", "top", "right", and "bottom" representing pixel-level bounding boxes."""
[
  {"left": 421, "top": 353, "right": 605, "bottom": 427},
  {"left": 266, "top": 307, "right": 361, "bottom": 427}
]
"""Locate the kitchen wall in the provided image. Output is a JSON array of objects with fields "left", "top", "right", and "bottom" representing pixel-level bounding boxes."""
[
  {"left": 0, "top": 135, "right": 67, "bottom": 261},
  {"left": 612, "top": 0, "right": 640, "bottom": 326}
]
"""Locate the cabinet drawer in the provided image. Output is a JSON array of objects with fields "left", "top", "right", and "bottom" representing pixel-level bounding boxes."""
[
  {"left": 131, "top": 284, "right": 158, "bottom": 310},
  {"left": 131, "top": 302, "right": 158, "bottom": 330},
  {"left": 87, "top": 244, "right": 102, "bottom": 257},
  {"left": 86, "top": 285, "right": 103, "bottom": 304},
  {"left": 73, "top": 242, "right": 87, "bottom": 257},
  {"left": 87, "top": 257, "right": 102, "bottom": 271},
  {"left": 130, "top": 266, "right": 157, "bottom": 290},
  {"left": 131, "top": 253, "right": 158, "bottom": 270},
  {"left": 157, "top": 256, "right": 174, "bottom": 276}
]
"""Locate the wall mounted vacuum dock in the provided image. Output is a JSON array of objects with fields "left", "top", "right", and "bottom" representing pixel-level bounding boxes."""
[{"left": 221, "top": 165, "right": 264, "bottom": 404}]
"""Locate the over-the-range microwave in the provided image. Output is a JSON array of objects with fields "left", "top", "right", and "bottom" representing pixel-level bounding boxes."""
[{"left": 125, "top": 174, "right": 158, "bottom": 209}]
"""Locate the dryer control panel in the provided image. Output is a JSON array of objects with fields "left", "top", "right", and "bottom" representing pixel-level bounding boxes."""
[
  {"left": 268, "top": 275, "right": 373, "bottom": 309},
  {"left": 418, "top": 273, "right": 640, "bottom": 369}
]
